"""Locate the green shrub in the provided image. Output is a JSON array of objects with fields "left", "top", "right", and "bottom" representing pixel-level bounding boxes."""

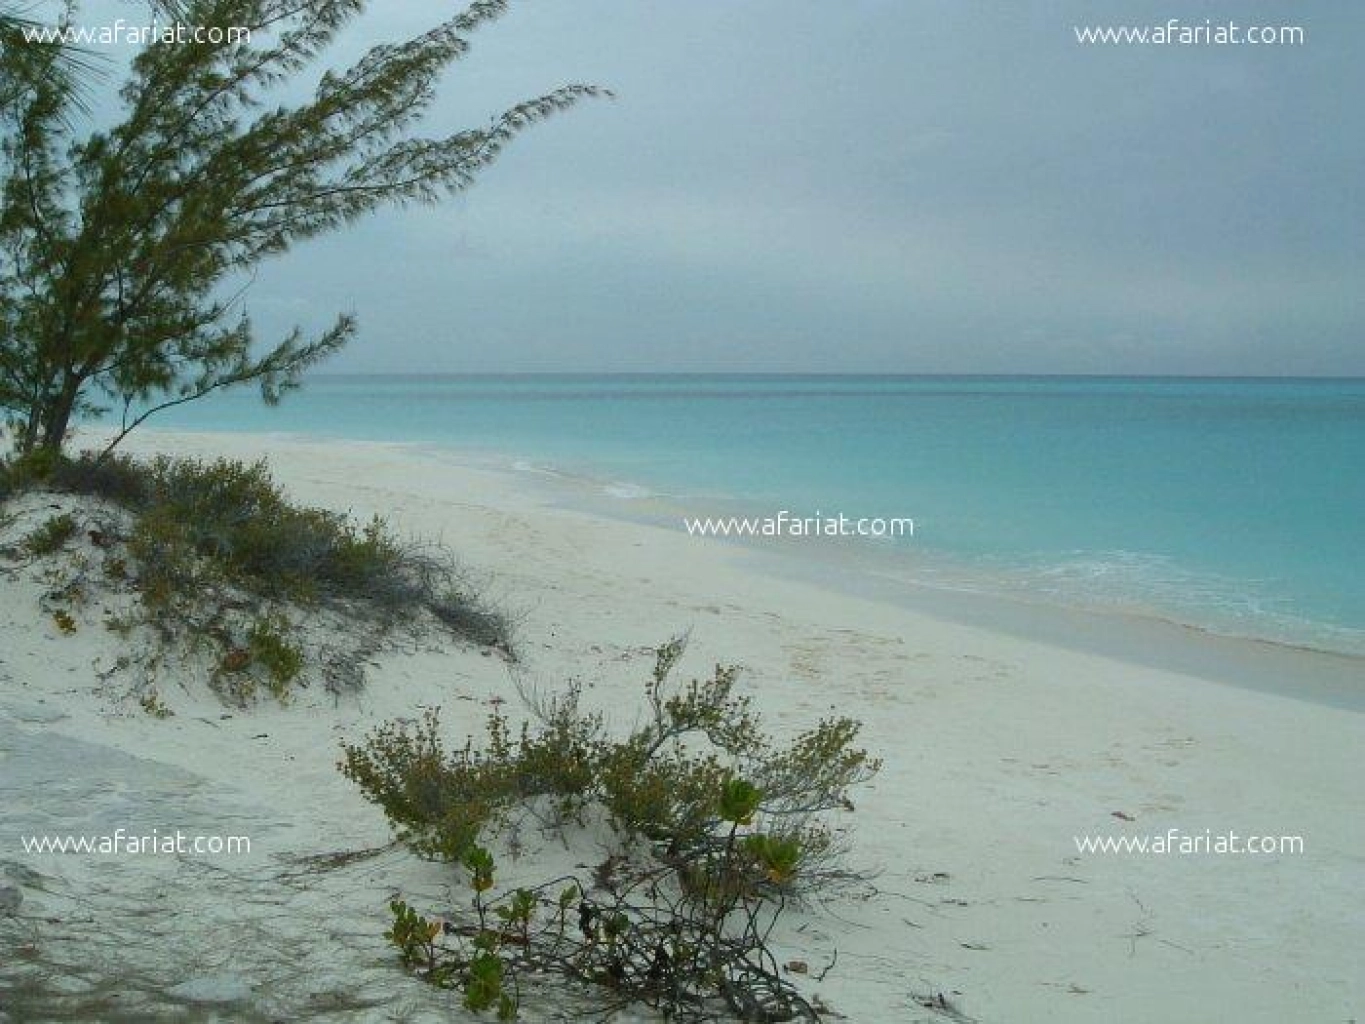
[
  {"left": 25, "top": 513, "right": 78, "bottom": 555},
  {"left": 344, "top": 638, "right": 875, "bottom": 877},
  {"left": 249, "top": 616, "right": 305, "bottom": 695},
  {"left": 46, "top": 452, "right": 152, "bottom": 507},
  {"left": 345, "top": 638, "right": 880, "bottom": 1021},
  {"left": 1, "top": 448, "right": 60, "bottom": 494},
  {"left": 112, "top": 456, "right": 506, "bottom": 646},
  {"left": 16, "top": 452, "right": 506, "bottom": 635},
  {"left": 340, "top": 710, "right": 507, "bottom": 860}
]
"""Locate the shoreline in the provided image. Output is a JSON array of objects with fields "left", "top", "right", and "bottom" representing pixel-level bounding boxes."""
[
  {"left": 4, "top": 426, "right": 1359, "bottom": 1022},
  {"left": 123, "top": 426, "right": 1365, "bottom": 710},
  {"left": 125, "top": 418, "right": 1365, "bottom": 662},
  {"left": 79, "top": 374, "right": 1364, "bottom": 669}
]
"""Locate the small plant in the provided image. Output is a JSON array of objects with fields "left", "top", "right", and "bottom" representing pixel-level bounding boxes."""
[
  {"left": 51, "top": 609, "right": 77, "bottom": 635},
  {"left": 718, "top": 777, "right": 763, "bottom": 825},
  {"left": 248, "top": 616, "right": 304, "bottom": 696},
  {"left": 138, "top": 691, "right": 175, "bottom": 719},
  {"left": 463, "top": 944, "right": 515, "bottom": 1019},
  {"left": 463, "top": 845, "right": 497, "bottom": 894},
  {"left": 744, "top": 834, "right": 803, "bottom": 886},
  {"left": 25, "top": 513, "right": 77, "bottom": 555},
  {"left": 384, "top": 901, "right": 458, "bottom": 988}
]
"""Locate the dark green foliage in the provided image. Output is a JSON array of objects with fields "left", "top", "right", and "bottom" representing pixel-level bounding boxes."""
[
  {"left": 0, "top": 3, "right": 187, "bottom": 109},
  {"left": 126, "top": 456, "right": 411, "bottom": 607},
  {"left": 44, "top": 450, "right": 151, "bottom": 506},
  {"left": 0, "top": 0, "right": 603, "bottom": 457},
  {"left": 718, "top": 778, "right": 763, "bottom": 826},
  {"left": 0, "top": 447, "right": 60, "bottom": 497}
]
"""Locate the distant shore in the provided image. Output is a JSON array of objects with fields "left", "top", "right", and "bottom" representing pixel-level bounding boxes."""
[{"left": 2, "top": 427, "right": 1360, "bottom": 1021}]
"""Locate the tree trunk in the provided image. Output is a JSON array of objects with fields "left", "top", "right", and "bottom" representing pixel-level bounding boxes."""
[
  {"left": 19, "top": 402, "right": 41, "bottom": 454},
  {"left": 35, "top": 376, "right": 80, "bottom": 455}
]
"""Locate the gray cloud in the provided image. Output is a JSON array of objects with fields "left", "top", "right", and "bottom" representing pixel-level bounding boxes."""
[{"left": 78, "top": 0, "right": 1365, "bottom": 373}]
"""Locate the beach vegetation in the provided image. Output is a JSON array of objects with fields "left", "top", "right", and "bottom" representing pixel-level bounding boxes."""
[
  {"left": 248, "top": 615, "right": 304, "bottom": 692},
  {"left": 137, "top": 689, "right": 174, "bottom": 719},
  {"left": 2, "top": 450, "right": 513, "bottom": 704},
  {"left": 0, "top": 0, "right": 604, "bottom": 459},
  {"left": 24, "top": 511, "right": 76, "bottom": 554},
  {"left": 343, "top": 637, "right": 878, "bottom": 1020}
]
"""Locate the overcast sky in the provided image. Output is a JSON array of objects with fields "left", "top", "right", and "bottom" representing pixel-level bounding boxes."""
[{"left": 84, "top": 1, "right": 1365, "bottom": 373}]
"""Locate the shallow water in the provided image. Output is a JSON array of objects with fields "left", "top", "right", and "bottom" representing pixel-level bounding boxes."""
[{"left": 109, "top": 374, "right": 1365, "bottom": 656}]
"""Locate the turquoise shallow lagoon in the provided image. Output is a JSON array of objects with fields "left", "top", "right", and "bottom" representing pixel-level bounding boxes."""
[{"left": 119, "top": 375, "right": 1365, "bottom": 657}]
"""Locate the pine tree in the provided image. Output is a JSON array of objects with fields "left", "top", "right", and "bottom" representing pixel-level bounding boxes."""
[{"left": 0, "top": 0, "right": 601, "bottom": 456}]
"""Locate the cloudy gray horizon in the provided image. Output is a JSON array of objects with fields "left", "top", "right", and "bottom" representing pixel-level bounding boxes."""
[{"left": 85, "top": 1, "right": 1365, "bottom": 375}]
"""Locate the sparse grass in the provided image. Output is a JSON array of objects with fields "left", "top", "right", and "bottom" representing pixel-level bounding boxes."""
[{"left": 249, "top": 615, "right": 304, "bottom": 693}]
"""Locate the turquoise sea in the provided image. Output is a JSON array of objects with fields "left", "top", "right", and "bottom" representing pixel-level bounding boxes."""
[{"left": 129, "top": 375, "right": 1365, "bottom": 657}]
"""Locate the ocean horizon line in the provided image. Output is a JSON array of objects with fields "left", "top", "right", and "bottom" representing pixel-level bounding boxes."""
[{"left": 303, "top": 370, "right": 1365, "bottom": 382}]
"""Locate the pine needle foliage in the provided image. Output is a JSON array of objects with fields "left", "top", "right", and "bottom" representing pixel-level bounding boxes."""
[{"left": 0, "top": 0, "right": 604, "bottom": 456}]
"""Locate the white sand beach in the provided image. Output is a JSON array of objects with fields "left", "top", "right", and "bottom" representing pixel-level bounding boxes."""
[{"left": 1, "top": 430, "right": 1361, "bottom": 1023}]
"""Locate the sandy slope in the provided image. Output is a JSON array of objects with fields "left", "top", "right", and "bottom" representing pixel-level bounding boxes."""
[{"left": 1, "top": 430, "right": 1361, "bottom": 1023}]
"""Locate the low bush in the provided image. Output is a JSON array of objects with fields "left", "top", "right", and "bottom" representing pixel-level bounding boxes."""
[
  {"left": 0, "top": 447, "right": 61, "bottom": 498},
  {"left": 44, "top": 451, "right": 152, "bottom": 508},
  {"left": 342, "top": 638, "right": 879, "bottom": 1020},
  {"left": 4, "top": 451, "right": 513, "bottom": 704}
]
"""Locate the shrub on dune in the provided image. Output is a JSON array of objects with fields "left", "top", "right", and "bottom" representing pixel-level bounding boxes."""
[{"left": 1, "top": 451, "right": 512, "bottom": 705}]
